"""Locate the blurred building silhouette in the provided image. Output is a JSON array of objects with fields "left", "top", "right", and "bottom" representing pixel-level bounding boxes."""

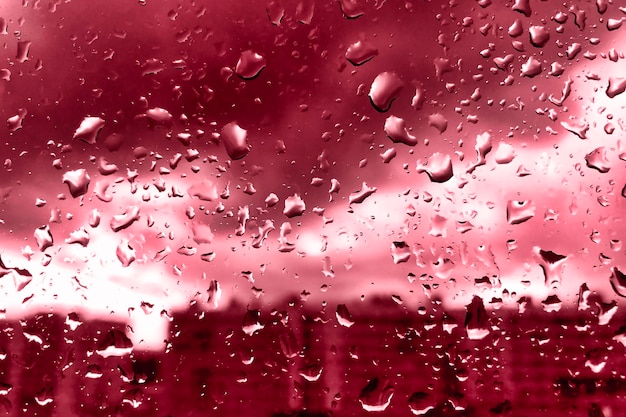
[{"left": 0, "top": 296, "right": 625, "bottom": 416}]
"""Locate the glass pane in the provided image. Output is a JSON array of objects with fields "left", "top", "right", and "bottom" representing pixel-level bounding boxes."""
[{"left": 0, "top": 0, "right": 625, "bottom": 416}]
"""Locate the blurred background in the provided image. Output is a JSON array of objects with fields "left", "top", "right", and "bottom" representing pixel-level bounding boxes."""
[{"left": 0, "top": 0, "right": 625, "bottom": 415}]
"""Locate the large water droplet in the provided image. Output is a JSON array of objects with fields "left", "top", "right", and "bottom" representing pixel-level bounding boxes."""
[
  {"left": 359, "top": 377, "right": 394, "bottom": 412},
  {"left": 408, "top": 392, "right": 436, "bottom": 415},
  {"left": 606, "top": 76, "right": 626, "bottom": 98},
  {"left": 521, "top": 56, "right": 542, "bottom": 77},
  {"left": 609, "top": 267, "right": 626, "bottom": 297},
  {"left": 529, "top": 26, "right": 550, "bottom": 47},
  {"left": 428, "top": 113, "right": 448, "bottom": 134},
  {"left": 283, "top": 194, "right": 306, "bottom": 217},
  {"left": 384, "top": 116, "right": 417, "bottom": 146},
  {"left": 62, "top": 169, "right": 91, "bottom": 198},
  {"left": 369, "top": 72, "right": 403, "bottom": 112},
  {"left": 349, "top": 182, "right": 377, "bottom": 204},
  {"left": 346, "top": 40, "right": 378, "bottom": 66},
  {"left": 465, "top": 295, "right": 490, "bottom": 340},
  {"left": 337, "top": 0, "right": 364, "bottom": 19},
  {"left": 235, "top": 50, "right": 266, "bottom": 80},
  {"left": 34, "top": 226, "right": 53, "bottom": 251},
  {"left": 585, "top": 147, "right": 611, "bottom": 173},
  {"left": 188, "top": 180, "right": 219, "bottom": 201},
  {"left": 242, "top": 310, "right": 264, "bottom": 335},
  {"left": 513, "top": 0, "right": 531, "bottom": 16},
  {"left": 391, "top": 241, "right": 411, "bottom": 264},
  {"left": 110, "top": 206, "right": 141, "bottom": 232},
  {"left": 506, "top": 200, "right": 535, "bottom": 225},
  {"left": 96, "top": 330, "right": 133, "bottom": 357},
  {"left": 221, "top": 122, "right": 250, "bottom": 160},
  {"left": 116, "top": 239, "right": 136, "bottom": 267},
  {"left": 73, "top": 117, "right": 105, "bottom": 144},
  {"left": 336, "top": 304, "right": 354, "bottom": 327},
  {"left": 416, "top": 153, "right": 454, "bottom": 183}
]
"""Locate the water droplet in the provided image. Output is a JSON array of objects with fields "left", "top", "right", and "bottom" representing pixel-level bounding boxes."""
[
  {"left": 89, "top": 208, "right": 101, "bottom": 228},
  {"left": 428, "top": 113, "right": 448, "bottom": 134},
  {"left": 336, "top": 304, "right": 354, "bottom": 327},
  {"left": 221, "top": 122, "right": 250, "bottom": 160},
  {"left": 606, "top": 76, "right": 626, "bottom": 98},
  {"left": 62, "top": 169, "right": 91, "bottom": 198},
  {"left": 283, "top": 194, "right": 306, "bottom": 217},
  {"left": 359, "top": 377, "right": 394, "bottom": 411},
  {"left": 609, "top": 267, "right": 626, "bottom": 297},
  {"left": 512, "top": 0, "right": 531, "bottom": 16},
  {"left": 577, "top": 283, "right": 591, "bottom": 310},
  {"left": 536, "top": 248, "right": 567, "bottom": 288},
  {"left": 192, "top": 222, "right": 214, "bottom": 244},
  {"left": 529, "top": 25, "right": 550, "bottom": 47},
  {"left": 96, "top": 330, "right": 133, "bottom": 357},
  {"left": 188, "top": 180, "right": 218, "bottom": 201},
  {"left": 416, "top": 153, "right": 454, "bottom": 183},
  {"left": 585, "top": 147, "right": 611, "bottom": 173},
  {"left": 235, "top": 50, "right": 266, "bottom": 80},
  {"left": 384, "top": 116, "right": 417, "bottom": 146},
  {"left": 508, "top": 19, "right": 523, "bottom": 37},
  {"left": 346, "top": 39, "right": 378, "bottom": 66},
  {"left": 541, "top": 294, "right": 562, "bottom": 312},
  {"left": 337, "top": 0, "right": 364, "bottom": 19},
  {"left": 349, "top": 182, "right": 377, "bottom": 204},
  {"left": 408, "top": 392, "right": 436, "bottom": 415},
  {"left": 521, "top": 56, "right": 542, "bottom": 77},
  {"left": 295, "top": 0, "right": 315, "bottom": 24},
  {"left": 7, "top": 108, "right": 27, "bottom": 132},
  {"left": 279, "top": 328, "right": 299, "bottom": 358},
  {"left": 391, "top": 241, "right": 411, "bottom": 264},
  {"left": 116, "top": 239, "right": 136, "bottom": 267},
  {"left": 266, "top": 0, "right": 285, "bottom": 25},
  {"left": 506, "top": 200, "right": 535, "bottom": 225},
  {"left": 110, "top": 206, "right": 141, "bottom": 232},
  {"left": 73, "top": 117, "right": 105, "bottom": 144},
  {"left": 494, "top": 142, "right": 516, "bottom": 164},
  {"left": 34, "top": 225, "right": 53, "bottom": 251},
  {"left": 242, "top": 310, "right": 264, "bottom": 335},
  {"left": 299, "top": 364, "right": 323, "bottom": 382},
  {"left": 16, "top": 40, "right": 31, "bottom": 63},
  {"left": 369, "top": 72, "right": 403, "bottom": 112},
  {"left": 145, "top": 107, "right": 173, "bottom": 126},
  {"left": 65, "top": 228, "right": 90, "bottom": 246},
  {"left": 464, "top": 295, "right": 490, "bottom": 340}
]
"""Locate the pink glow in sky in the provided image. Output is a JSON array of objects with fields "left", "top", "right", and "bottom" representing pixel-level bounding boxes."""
[{"left": 0, "top": 0, "right": 625, "bottom": 353}]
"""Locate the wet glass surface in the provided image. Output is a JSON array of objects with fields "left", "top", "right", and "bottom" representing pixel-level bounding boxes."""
[{"left": 0, "top": 0, "right": 625, "bottom": 416}]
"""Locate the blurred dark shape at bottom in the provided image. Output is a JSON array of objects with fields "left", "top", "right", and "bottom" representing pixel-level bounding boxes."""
[{"left": 0, "top": 295, "right": 625, "bottom": 416}]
